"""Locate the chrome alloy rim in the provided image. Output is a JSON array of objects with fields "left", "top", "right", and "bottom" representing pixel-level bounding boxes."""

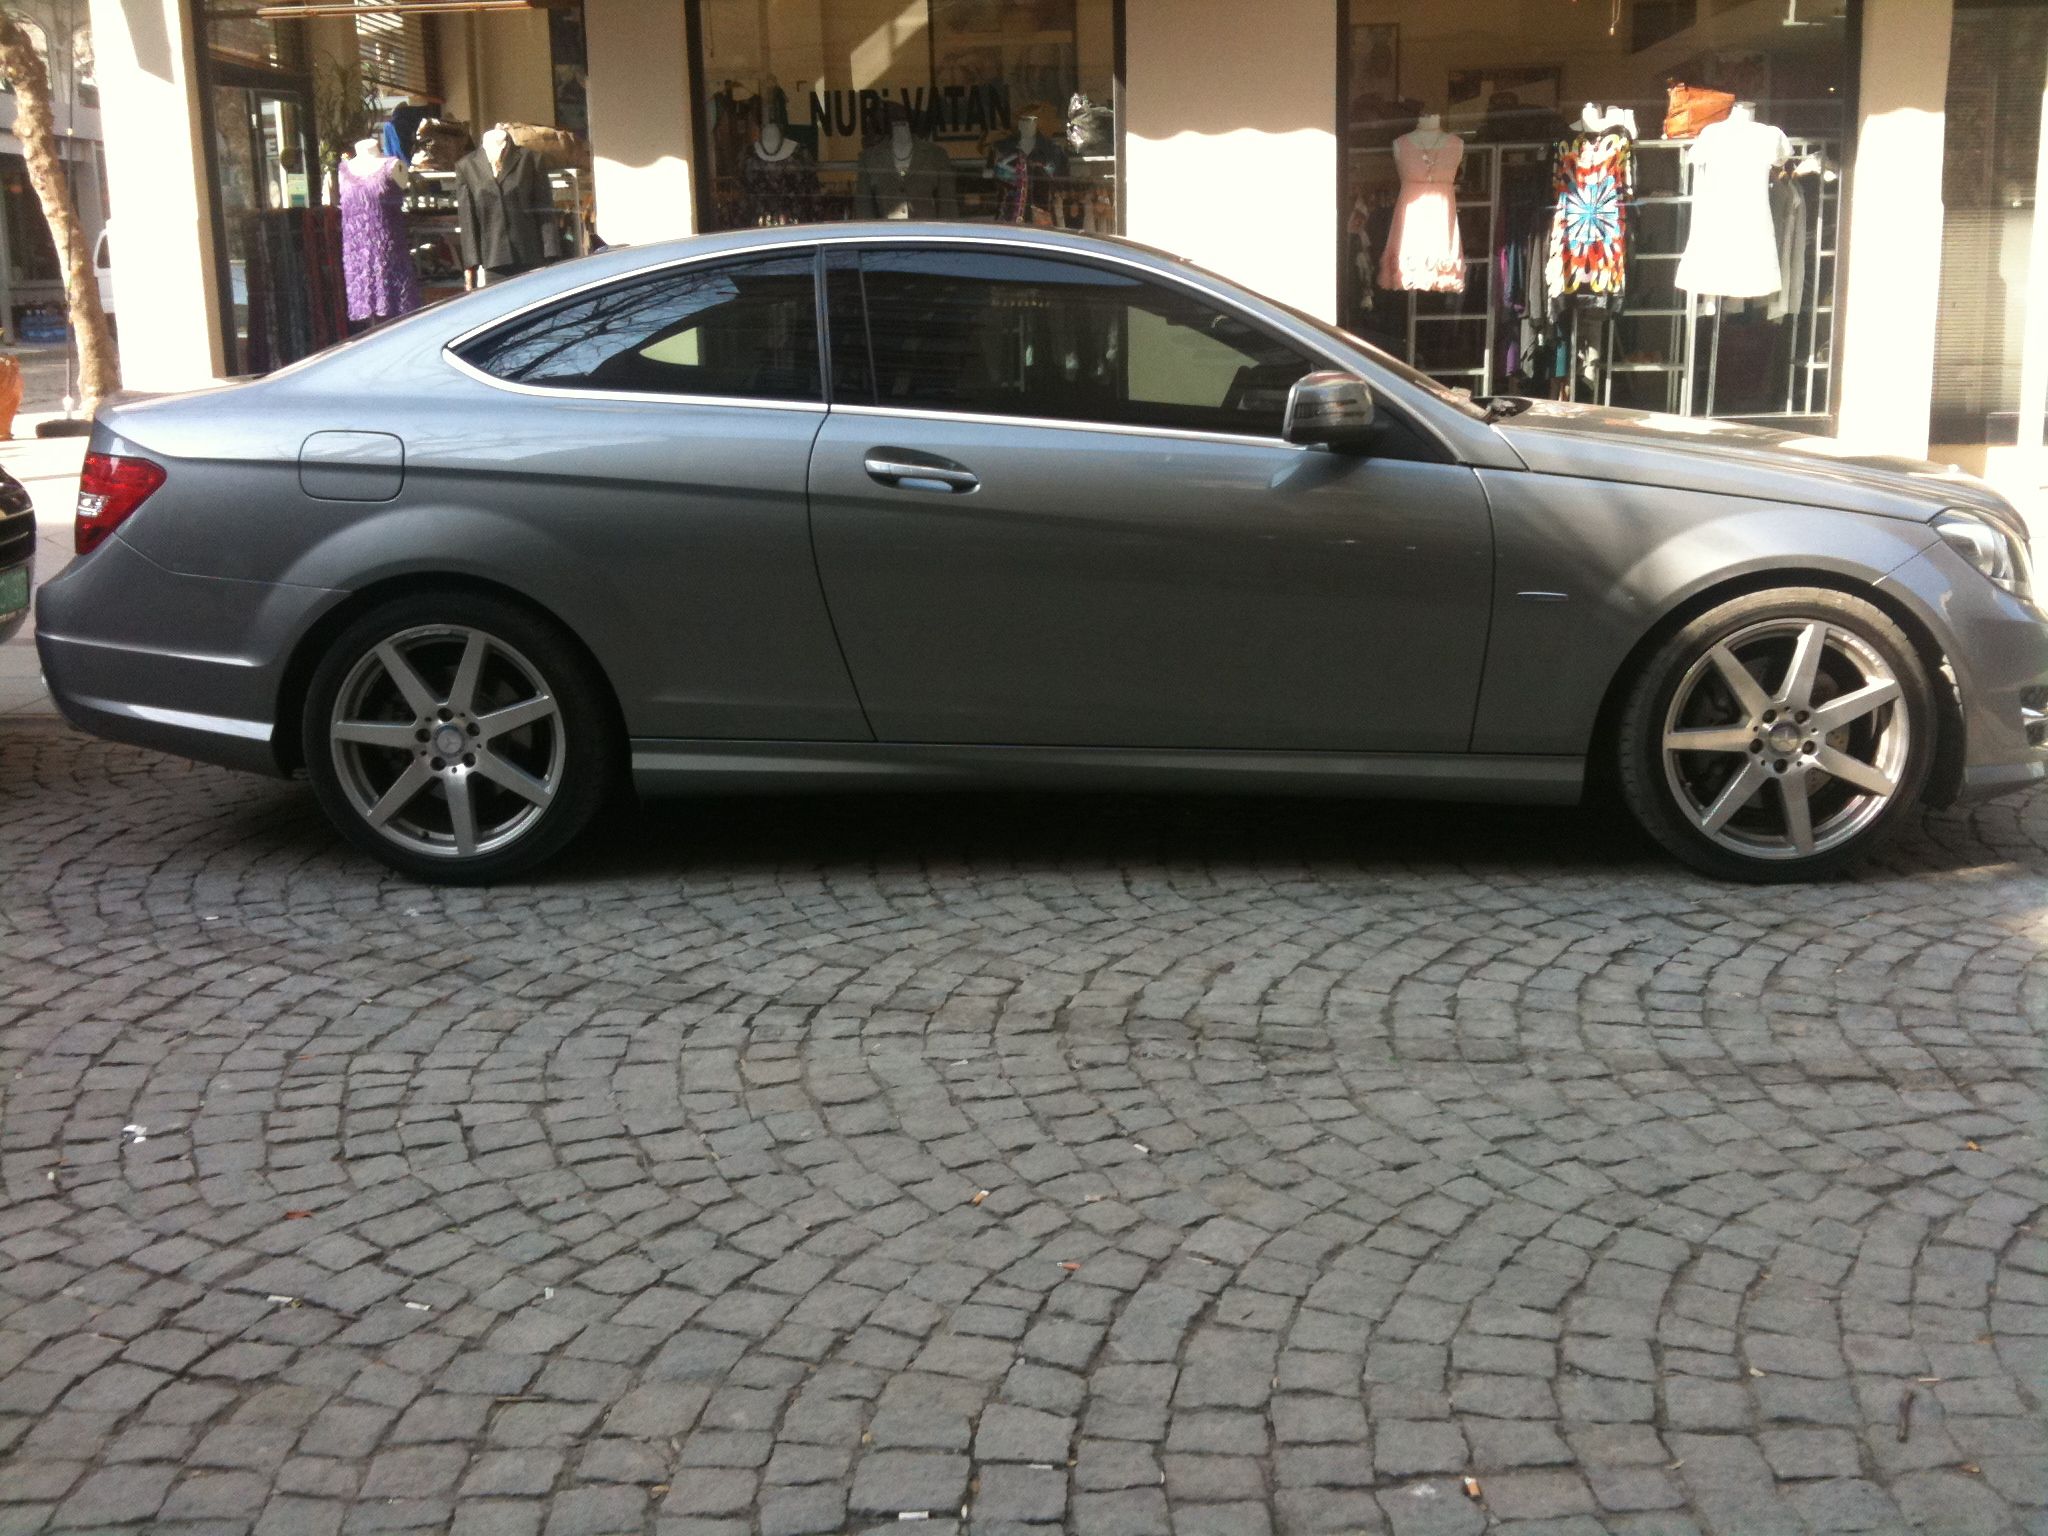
[
  {"left": 1661, "top": 618, "right": 1909, "bottom": 862},
  {"left": 329, "top": 625, "right": 564, "bottom": 860}
]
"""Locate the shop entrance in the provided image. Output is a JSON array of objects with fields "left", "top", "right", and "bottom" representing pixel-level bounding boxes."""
[{"left": 206, "top": 64, "right": 326, "bottom": 374}]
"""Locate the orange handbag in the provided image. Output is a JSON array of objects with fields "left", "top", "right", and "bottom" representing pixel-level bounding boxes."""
[{"left": 1664, "top": 83, "right": 1736, "bottom": 140}]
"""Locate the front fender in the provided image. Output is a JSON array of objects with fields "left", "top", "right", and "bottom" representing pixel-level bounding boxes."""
[{"left": 1470, "top": 471, "right": 1940, "bottom": 756}]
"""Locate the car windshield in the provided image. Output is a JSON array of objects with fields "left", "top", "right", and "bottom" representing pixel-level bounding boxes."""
[{"left": 1266, "top": 296, "right": 1491, "bottom": 422}]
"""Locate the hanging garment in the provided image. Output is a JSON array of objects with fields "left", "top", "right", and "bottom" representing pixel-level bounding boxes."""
[
  {"left": 1766, "top": 171, "right": 1811, "bottom": 322},
  {"left": 739, "top": 140, "right": 822, "bottom": 225},
  {"left": 1378, "top": 131, "right": 1464, "bottom": 293},
  {"left": 1677, "top": 116, "right": 1794, "bottom": 298},
  {"left": 338, "top": 156, "right": 422, "bottom": 323},
  {"left": 455, "top": 145, "right": 562, "bottom": 275},
  {"left": 1546, "top": 128, "right": 1634, "bottom": 316}
]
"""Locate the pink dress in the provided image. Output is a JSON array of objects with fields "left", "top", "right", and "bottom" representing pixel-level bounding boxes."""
[{"left": 1379, "top": 132, "right": 1465, "bottom": 293}]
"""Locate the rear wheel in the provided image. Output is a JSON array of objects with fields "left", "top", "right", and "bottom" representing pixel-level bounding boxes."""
[
  {"left": 1617, "top": 587, "right": 1936, "bottom": 881},
  {"left": 302, "top": 592, "right": 616, "bottom": 883}
]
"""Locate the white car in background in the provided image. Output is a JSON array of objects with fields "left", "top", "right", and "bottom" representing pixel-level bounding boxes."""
[{"left": 93, "top": 224, "right": 112, "bottom": 319}]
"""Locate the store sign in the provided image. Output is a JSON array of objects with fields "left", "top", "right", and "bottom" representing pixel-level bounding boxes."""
[{"left": 807, "top": 83, "right": 1014, "bottom": 143}]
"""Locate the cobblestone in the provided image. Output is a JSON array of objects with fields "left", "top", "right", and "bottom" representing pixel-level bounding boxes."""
[{"left": 2, "top": 721, "right": 2046, "bottom": 1532}]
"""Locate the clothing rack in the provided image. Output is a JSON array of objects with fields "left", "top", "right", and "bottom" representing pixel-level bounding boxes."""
[{"left": 1347, "top": 133, "right": 1842, "bottom": 423}]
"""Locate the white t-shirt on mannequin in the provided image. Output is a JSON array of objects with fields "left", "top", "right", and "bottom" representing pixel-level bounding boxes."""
[{"left": 1677, "top": 106, "right": 1793, "bottom": 298}]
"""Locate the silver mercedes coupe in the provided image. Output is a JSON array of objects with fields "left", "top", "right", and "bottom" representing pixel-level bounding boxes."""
[{"left": 36, "top": 225, "right": 2048, "bottom": 883}]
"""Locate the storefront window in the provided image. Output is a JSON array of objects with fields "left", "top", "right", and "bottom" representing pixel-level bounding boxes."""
[
  {"left": 200, "top": 0, "right": 596, "bottom": 376},
  {"left": 1929, "top": 0, "right": 2048, "bottom": 449},
  {"left": 694, "top": 0, "right": 1118, "bottom": 233},
  {"left": 1340, "top": 0, "right": 1850, "bottom": 427}
]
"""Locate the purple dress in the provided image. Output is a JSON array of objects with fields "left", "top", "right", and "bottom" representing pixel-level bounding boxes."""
[{"left": 340, "top": 156, "right": 421, "bottom": 322}]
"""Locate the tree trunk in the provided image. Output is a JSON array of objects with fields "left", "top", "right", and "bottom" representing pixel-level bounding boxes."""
[{"left": 0, "top": 13, "right": 117, "bottom": 409}]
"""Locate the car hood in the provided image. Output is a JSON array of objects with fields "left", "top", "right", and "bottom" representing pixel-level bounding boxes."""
[{"left": 1494, "top": 401, "right": 2021, "bottom": 532}]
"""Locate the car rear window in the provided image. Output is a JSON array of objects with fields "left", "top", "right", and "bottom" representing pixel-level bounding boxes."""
[{"left": 456, "top": 252, "right": 821, "bottom": 404}]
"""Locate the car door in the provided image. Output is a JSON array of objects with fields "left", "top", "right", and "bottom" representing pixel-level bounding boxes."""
[
  {"left": 807, "top": 243, "right": 1494, "bottom": 752},
  {"left": 439, "top": 247, "right": 868, "bottom": 742}
]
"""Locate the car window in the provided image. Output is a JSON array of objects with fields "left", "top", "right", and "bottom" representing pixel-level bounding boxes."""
[
  {"left": 456, "top": 252, "right": 821, "bottom": 403},
  {"left": 840, "top": 248, "right": 1314, "bottom": 437}
]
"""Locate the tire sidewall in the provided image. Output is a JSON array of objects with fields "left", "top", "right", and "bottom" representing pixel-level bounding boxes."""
[
  {"left": 302, "top": 592, "right": 615, "bottom": 883},
  {"left": 1620, "top": 589, "right": 1936, "bottom": 881}
]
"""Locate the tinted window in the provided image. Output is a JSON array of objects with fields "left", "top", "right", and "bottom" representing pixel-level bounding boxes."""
[
  {"left": 842, "top": 249, "right": 1313, "bottom": 436},
  {"left": 459, "top": 253, "right": 821, "bottom": 402}
]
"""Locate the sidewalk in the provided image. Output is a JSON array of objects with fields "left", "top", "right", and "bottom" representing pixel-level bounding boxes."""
[{"left": 0, "top": 415, "right": 87, "bottom": 716}]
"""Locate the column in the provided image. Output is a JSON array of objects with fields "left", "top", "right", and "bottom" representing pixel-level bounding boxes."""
[
  {"left": 1835, "top": 0, "right": 1954, "bottom": 458},
  {"left": 585, "top": 0, "right": 697, "bottom": 248},
  {"left": 85, "top": 0, "right": 225, "bottom": 387},
  {"left": 1121, "top": 0, "right": 1337, "bottom": 320}
]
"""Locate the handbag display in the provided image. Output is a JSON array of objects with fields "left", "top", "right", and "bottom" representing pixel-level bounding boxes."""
[{"left": 1663, "top": 82, "right": 1736, "bottom": 141}]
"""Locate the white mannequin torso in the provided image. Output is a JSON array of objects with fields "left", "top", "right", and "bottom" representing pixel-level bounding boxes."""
[
  {"left": 482, "top": 127, "right": 512, "bottom": 174},
  {"left": 350, "top": 137, "right": 409, "bottom": 189},
  {"left": 1408, "top": 112, "right": 1448, "bottom": 149},
  {"left": 756, "top": 123, "right": 796, "bottom": 162},
  {"left": 889, "top": 123, "right": 914, "bottom": 173}
]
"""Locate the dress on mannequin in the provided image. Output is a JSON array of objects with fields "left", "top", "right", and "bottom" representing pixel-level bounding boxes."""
[
  {"left": 988, "top": 119, "right": 1068, "bottom": 225},
  {"left": 1378, "top": 124, "right": 1464, "bottom": 293},
  {"left": 740, "top": 127, "right": 820, "bottom": 225},
  {"left": 1546, "top": 113, "right": 1635, "bottom": 314},
  {"left": 1676, "top": 110, "right": 1793, "bottom": 298},
  {"left": 339, "top": 151, "right": 421, "bottom": 321}
]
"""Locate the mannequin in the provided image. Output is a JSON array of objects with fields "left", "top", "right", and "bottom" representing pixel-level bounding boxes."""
[
  {"left": 1576, "top": 102, "right": 1638, "bottom": 137},
  {"left": 1547, "top": 104, "right": 1637, "bottom": 345},
  {"left": 855, "top": 104, "right": 957, "bottom": 219},
  {"left": 741, "top": 120, "right": 820, "bottom": 226},
  {"left": 339, "top": 140, "right": 418, "bottom": 323},
  {"left": 988, "top": 105, "right": 1067, "bottom": 224},
  {"left": 456, "top": 125, "right": 561, "bottom": 287},
  {"left": 1379, "top": 111, "right": 1464, "bottom": 291},
  {"left": 1676, "top": 100, "right": 1793, "bottom": 300},
  {"left": 352, "top": 135, "right": 409, "bottom": 191}
]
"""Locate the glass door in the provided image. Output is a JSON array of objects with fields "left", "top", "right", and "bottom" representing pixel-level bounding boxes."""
[{"left": 206, "top": 65, "right": 321, "bottom": 373}]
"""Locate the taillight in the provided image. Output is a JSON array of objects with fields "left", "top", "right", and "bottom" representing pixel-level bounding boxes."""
[{"left": 76, "top": 452, "right": 166, "bottom": 556}]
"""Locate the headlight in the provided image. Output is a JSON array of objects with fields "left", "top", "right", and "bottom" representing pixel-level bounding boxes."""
[{"left": 1935, "top": 509, "right": 2033, "bottom": 599}]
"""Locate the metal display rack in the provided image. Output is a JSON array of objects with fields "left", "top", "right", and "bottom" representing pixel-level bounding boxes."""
[{"left": 1346, "top": 134, "right": 1841, "bottom": 422}]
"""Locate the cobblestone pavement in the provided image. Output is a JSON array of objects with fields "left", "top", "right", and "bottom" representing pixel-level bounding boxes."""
[{"left": 3, "top": 720, "right": 2046, "bottom": 1536}]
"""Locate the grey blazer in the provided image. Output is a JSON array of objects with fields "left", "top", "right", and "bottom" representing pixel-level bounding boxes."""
[
  {"left": 854, "top": 139, "right": 960, "bottom": 221},
  {"left": 455, "top": 146, "right": 562, "bottom": 273}
]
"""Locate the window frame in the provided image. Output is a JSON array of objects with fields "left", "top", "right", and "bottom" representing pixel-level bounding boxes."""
[
  {"left": 444, "top": 247, "right": 831, "bottom": 413},
  {"left": 441, "top": 232, "right": 1457, "bottom": 460}
]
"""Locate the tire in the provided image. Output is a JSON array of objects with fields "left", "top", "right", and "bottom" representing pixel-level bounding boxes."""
[
  {"left": 302, "top": 591, "right": 618, "bottom": 883},
  {"left": 1616, "top": 587, "right": 1937, "bottom": 882}
]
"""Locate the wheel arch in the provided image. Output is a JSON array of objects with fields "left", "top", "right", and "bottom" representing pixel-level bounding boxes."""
[
  {"left": 1582, "top": 566, "right": 1965, "bottom": 809},
  {"left": 273, "top": 572, "right": 629, "bottom": 776}
]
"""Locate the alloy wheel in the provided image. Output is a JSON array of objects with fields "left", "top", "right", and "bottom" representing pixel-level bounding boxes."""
[
  {"left": 328, "top": 624, "right": 565, "bottom": 860},
  {"left": 1660, "top": 617, "right": 1909, "bottom": 862}
]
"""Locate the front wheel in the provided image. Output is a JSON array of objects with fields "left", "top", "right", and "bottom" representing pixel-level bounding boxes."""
[
  {"left": 302, "top": 592, "right": 617, "bottom": 883},
  {"left": 1617, "top": 587, "right": 1937, "bottom": 881}
]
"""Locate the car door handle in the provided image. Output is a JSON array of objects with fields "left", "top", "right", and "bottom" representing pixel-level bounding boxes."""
[{"left": 863, "top": 453, "right": 979, "bottom": 493}]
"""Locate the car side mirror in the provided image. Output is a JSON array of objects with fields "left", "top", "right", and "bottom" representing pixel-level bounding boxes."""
[{"left": 1283, "top": 371, "right": 1377, "bottom": 453}]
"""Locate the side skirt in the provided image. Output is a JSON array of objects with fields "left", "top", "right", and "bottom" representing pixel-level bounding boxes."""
[{"left": 629, "top": 741, "right": 1585, "bottom": 804}]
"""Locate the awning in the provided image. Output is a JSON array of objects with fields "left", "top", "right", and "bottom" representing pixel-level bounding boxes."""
[{"left": 235, "top": 0, "right": 569, "bottom": 18}]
